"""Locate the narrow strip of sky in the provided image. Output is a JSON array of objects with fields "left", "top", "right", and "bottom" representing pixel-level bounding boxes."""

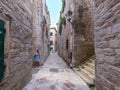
[{"left": 46, "top": 0, "right": 62, "bottom": 28}]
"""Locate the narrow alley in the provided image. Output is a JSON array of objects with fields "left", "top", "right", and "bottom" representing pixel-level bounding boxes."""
[
  {"left": 0, "top": 0, "right": 120, "bottom": 90},
  {"left": 23, "top": 52, "right": 89, "bottom": 90}
]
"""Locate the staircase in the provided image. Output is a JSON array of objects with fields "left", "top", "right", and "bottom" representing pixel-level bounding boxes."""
[{"left": 73, "top": 57, "right": 95, "bottom": 87}]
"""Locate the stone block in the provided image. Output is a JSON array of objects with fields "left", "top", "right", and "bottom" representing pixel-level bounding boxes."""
[
  {"left": 116, "top": 49, "right": 120, "bottom": 56},
  {"left": 109, "top": 39, "right": 120, "bottom": 49},
  {"left": 112, "top": 23, "right": 120, "bottom": 34},
  {"left": 103, "top": 48, "right": 116, "bottom": 56},
  {"left": 95, "top": 53, "right": 105, "bottom": 63},
  {"left": 106, "top": 27, "right": 112, "bottom": 35},
  {"left": 96, "top": 41, "right": 109, "bottom": 49},
  {"left": 103, "top": 34, "right": 116, "bottom": 41},
  {"left": 104, "top": 56, "right": 120, "bottom": 66}
]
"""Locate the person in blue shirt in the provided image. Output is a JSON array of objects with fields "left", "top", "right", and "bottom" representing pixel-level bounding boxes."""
[{"left": 34, "top": 50, "right": 41, "bottom": 67}]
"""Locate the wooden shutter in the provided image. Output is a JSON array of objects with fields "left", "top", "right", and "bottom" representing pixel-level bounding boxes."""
[{"left": 0, "top": 19, "right": 5, "bottom": 80}]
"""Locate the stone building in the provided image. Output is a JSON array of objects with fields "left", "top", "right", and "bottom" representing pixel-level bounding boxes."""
[
  {"left": 57, "top": 0, "right": 73, "bottom": 62},
  {"left": 57, "top": 0, "right": 95, "bottom": 87},
  {"left": 32, "top": 0, "right": 50, "bottom": 62},
  {"left": 58, "top": 0, "right": 120, "bottom": 90},
  {"left": 49, "top": 27, "right": 57, "bottom": 52},
  {"left": 57, "top": 0, "right": 94, "bottom": 66},
  {"left": 0, "top": 0, "right": 33, "bottom": 90},
  {"left": 0, "top": 0, "right": 50, "bottom": 90},
  {"left": 95, "top": 0, "right": 120, "bottom": 90}
]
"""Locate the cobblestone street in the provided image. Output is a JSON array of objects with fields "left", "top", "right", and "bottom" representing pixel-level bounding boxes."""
[{"left": 23, "top": 53, "right": 89, "bottom": 90}]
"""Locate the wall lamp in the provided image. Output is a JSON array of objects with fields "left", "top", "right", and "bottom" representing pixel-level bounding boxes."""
[{"left": 65, "top": 10, "right": 73, "bottom": 23}]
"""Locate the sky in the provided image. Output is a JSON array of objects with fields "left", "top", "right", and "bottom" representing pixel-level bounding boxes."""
[{"left": 46, "top": 0, "right": 62, "bottom": 28}]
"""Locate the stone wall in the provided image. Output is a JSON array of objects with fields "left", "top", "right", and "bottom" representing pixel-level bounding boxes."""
[
  {"left": 57, "top": 0, "right": 74, "bottom": 63},
  {"left": 57, "top": 0, "right": 94, "bottom": 66},
  {"left": 42, "top": 0, "right": 50, "bottom": 61},
  {"left": 57, "top": 0, "right": 120, "bottom": 89},
  {"left": 95, "top": 0, "right": 120, "bottom": 90},
  {"left": 0, "top": 0, "right": 33, "bottom": 90},
  {"left": 72, "top": 0, "right": 94, "bottom": 66},
  {"left": 32, "top": 0, "right": 50, "bottom": 62}
]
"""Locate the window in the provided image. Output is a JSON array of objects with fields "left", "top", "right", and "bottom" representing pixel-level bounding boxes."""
[
  {"left": 50, "top": 32, "right": 53, "bottom": 36},
  {"left": 50, "top": 41, "right": 53, "bottom": 45}
]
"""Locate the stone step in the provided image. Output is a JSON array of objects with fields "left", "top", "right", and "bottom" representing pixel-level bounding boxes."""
[
  {"left": 73, "top": 68, "right": 80, "bottom": 71},
  {"left": 86, "top": 63, "right": 95, "bottom": 69},
  {"left": 89, "top": 59, "right": 95, "bottom": 64},
  {"left": 80, "top": 68, "right": 95, "bottom": 82},
  {"left": 73, "top": 69, "right": 94, "bottom": 86},
  {"left": 84, "top": 66, "right": 95, "bottom": 75},
  {"left": 73, "top": 57, "right": 95, "bottom": 87}
]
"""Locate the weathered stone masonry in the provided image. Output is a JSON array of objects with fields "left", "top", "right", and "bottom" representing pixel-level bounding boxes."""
[
  {"left": 0, "top": 0, "right": 33, "bottom": 90},
  {"left": 95, "top": 0, "right": 120, "bottom": 90},
  {"left": 32, "top": 0, "right": 50, "bottom": 62},
  {"left": 57, "top": 0, "right": 94, "bottom": 66},
  {"left": 57, "top": 0, "right": 75, "bottom": 64},
  {"left": 58, "top": 0, "right": 120, "bottom": 90},
  {"left": 72, "top": 0, "right": 94, "bottom": 66},
  {"left": 0, "top": 0, "right": 50, "bottom": 89}
]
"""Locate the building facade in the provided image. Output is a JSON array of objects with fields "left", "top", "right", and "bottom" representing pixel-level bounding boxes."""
[
  {"left": 0, "top": 0, "right": 33, "bottom": 90},
  {"left": 32, "top": 0, "right": 50, "bottom": 62},
  {"left": 57, "top": 0, "right": 120, "bottom": 90},
  {"left": 0, "top": 0, "right": 50, "bottom": 90},
  {"left": 57, "top": 0, "right": 94, "bottom": 66},
  {"left": 49, "top": 28, "right": 57, "bottom": 52},
  {"left": 95, "top": 0, "right": 120, "bottom": 90}
]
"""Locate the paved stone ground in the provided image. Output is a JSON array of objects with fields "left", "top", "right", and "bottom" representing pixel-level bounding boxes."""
[{"left": 23, "top": 52, "right": 90, "bottom": 90}]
